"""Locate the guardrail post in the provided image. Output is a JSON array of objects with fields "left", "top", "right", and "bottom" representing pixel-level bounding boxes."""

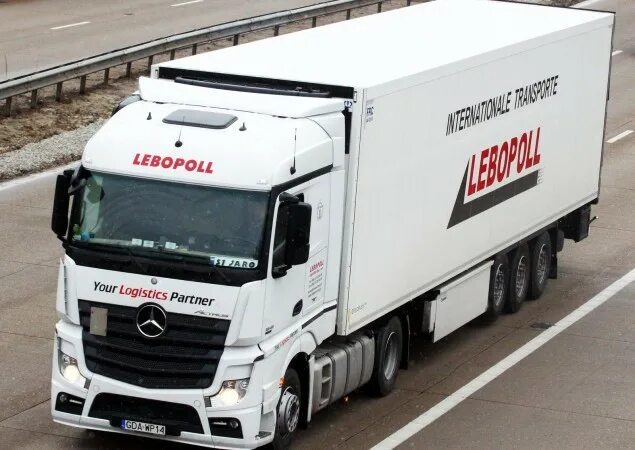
[
  {"left": 377, "top": 2, "right": 382, "bottom": 12},
  {"left": 346, "top": 9, "right": 351, "bottom": 20},
  {"left": 233, "top": 34, "right": 239, "bottom": 46},
  {"left": 3, "top": 97, "right": 12, "bottom": 117},
  {"left": 30, "top": 90, "right": 38, "bottom": 108},
  {"left": 192, "top": 43, "right": 198, "bottom": 55},
  {"left": 170, "top": 49, "right": 176, "bottom": 60},
  {"left": 79, "top": 76, "right": 87, "bottom": 95},
  {"left": 312, "top": 17, "right": 317, "bottom": 28},
  {"left": 55, "top": 82, "right": 63, "bottom": 102},
  {"left": 147, "top": 55, "right": 154, "bottom": 71},
  {"left": 274, "top": 25, "right": 280, "bottom": 36},
  {"left": 126, "top": 62, "right": 132, "bottom": 78},
  {"left": 103, "top": 68, "right": 110, "bottom": 84}
]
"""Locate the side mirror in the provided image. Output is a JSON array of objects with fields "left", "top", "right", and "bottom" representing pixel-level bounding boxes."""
[
  {"left": 51, "top": 173, "right": 71, "bottom": 240},
  {"left": 286, "top": 202, "right": 312, "bottom": 265},
  {"left": 272, "top": 193, "right": 312, "bottom": 278}
]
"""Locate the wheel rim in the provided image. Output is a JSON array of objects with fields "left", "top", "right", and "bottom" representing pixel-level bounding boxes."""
[
  {"left": 277, "top": 386, "right": 300, "bottom": 437},
  {"left": 515, "top": 256, "right": 528, "bottom": 298},
  {"left": 383, "top": 331, "right": 399, "bottom": 380},
  {"left": 536, "top": 244, "right": 548, "bottom": 285},
  {"left": 493, "top": 264, "right": 505, "bottom": 308}
]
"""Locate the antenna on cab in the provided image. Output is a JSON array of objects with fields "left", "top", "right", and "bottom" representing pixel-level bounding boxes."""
[{"left": 290, "top": 128, "right": 297, "bottom": 175}]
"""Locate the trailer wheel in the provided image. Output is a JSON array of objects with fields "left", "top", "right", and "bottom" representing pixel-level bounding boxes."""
[
  {"left": 506, "top": 243, "right": 529, "bottom": 313},
  {"left": 272, "top": 368, "right": 301, "bottom": 450},
  {"left": 486, "top": 253, "right": 509, "bottom": 319},
  {"left": 529, "top": 232, "right": 552, "bottom": 300},
  {"left": 369, "top": 316, "right": 402, "bottom": 397}
]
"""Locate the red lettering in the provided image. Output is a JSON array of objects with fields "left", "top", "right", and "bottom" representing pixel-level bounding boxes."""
[
  {"left": 486, "top": 145, "right": 498, "bottom": 187},
  {"left": 467, "top": 154, "right": 477, "bottom": 196},
  {"left": 497, "top": 142, "right": 508, "bottom": 182},
  {"left": 161, "top": 157, "right": 173, "bottom": 168},
  {"left": 533, "top": 127, "right": 541, "bottom": 164},
  {"left": 525, "top": 131, "right": 534, "bottom": 168},
  {"left": 173, "top": 158, "right": 185, "bottom": 169},
  {"left": 517, "top": 133, "right": 528, "bottom": 173},
  {"left": 132, "top": 153, "right": 142, "bottom": 165},
  {"left": 205, "top": 162, "right": 214, "bottom": 174},
  {"left": 477, "top": 148, "right": 489, "bottom": 192},
  {"left": 507, "top": 137, "right": 518, "bottom": 177},
  {"left": 185, "top": 160, "right": 197, "bottom": 171},
  {"left": 197, "top": 160, "right": 205, "bottom": 173},
  {"left": 150, "top": 155, "right": 161, "bottom": 167},
  {"left": 141, "top": 154, "right": 151, "bottom": 166}
]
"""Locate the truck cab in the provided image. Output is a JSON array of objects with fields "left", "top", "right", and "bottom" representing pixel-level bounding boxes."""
[{"left": 51, "top": 76, "right": 350, "bottom": 448}]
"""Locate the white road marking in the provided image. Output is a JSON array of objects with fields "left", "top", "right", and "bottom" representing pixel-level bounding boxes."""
[
  {"left": 171, "top": 0, "right": 203, "bottom": 7},
  {"left": 50, "top": 21, "right": 91, "bottom": 31},
  {"left": 574, "top": 0, "right": 606, "bottom": 7},
  {"left": 612, "top": 50, "right": 623, "bottom": 56},
  {"left": 371, "top": 267, "right": 635, "bottom": 450},
  {"left": 0, "top": 161, "right": 79, "bottom": 193},
  {"left": 606, "top": 130, "right": 633, "bottom": 144}
]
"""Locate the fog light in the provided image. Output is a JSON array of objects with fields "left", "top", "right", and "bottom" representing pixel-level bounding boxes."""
[
  {"left": 208, "top": 378, "right": 250, "bottom": 408},
  {"left": 59, "top": 351, "right": 87, "bottom": 387},
  {"left": 229, "top": 419, "right": 240, "bottom": 429}
]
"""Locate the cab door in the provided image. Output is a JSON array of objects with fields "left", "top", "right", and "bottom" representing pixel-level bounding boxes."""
[{"left": 262, "top": 174, "right": 330, "bottom": 336}]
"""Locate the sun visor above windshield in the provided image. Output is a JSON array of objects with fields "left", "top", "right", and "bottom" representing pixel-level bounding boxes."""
[{"left": 139, "top": 77, "right": 345, "bottom": 119}]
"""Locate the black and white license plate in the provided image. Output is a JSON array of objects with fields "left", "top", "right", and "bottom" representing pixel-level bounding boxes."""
[{"left": 120, "top": 419, "right": 166, "bottom": 435}]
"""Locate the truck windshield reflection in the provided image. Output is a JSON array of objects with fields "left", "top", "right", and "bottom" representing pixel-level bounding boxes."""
[{"left": 69, "top": 171, "right": 268, "bottom": 269}]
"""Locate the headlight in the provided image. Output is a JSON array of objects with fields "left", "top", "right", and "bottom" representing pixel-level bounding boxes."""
[
  {"left": 59, "top": 351, "right": 87, "bottom": 387},
  {"left": 208, "top": 379, "right": 250, "bottom": 407}
]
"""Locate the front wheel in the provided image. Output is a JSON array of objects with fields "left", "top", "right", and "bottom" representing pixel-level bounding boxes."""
[{"left": 272, "top": 368, "right": 301, "bottom": 450}]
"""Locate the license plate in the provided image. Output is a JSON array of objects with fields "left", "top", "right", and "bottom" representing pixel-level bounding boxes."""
[{"left": 120, "top": 419, "right": 166, "bottom": 436}]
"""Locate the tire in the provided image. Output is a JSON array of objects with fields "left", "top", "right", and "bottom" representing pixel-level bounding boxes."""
[
  {"left": 369, "top": 316, "right": 403, "bottom": 397},
  {"left": 528, "top": 232, "right": 552, "bottom": 300},
  {"left": 506, "top": 243, "right": 530, "bottom": 313},
  {"left": 486, "top": 253, "right": 509, "bottom": 319},
  {"left": 272, "top": 368, "right": 301, "bottom": 450}
]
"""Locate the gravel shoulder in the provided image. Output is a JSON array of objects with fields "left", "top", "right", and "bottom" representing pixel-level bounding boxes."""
[{"left": 0, "top": 120, "right": 104, "bottom": 180}]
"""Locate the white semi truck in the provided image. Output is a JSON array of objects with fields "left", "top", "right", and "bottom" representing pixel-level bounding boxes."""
[{"left": 50, "top": 1, "right": 614, "bottom": 448}]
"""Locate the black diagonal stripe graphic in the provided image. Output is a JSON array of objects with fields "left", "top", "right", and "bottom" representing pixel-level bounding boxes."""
[{"left": 447, "top": 165, "right": 539, "bottom": 228}]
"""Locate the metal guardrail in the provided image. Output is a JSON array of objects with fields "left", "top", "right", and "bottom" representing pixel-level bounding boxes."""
[{"left": 0, "top": 0, "right": 418, "bottom": 116}]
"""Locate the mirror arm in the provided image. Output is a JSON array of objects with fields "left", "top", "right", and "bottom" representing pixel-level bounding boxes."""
[{"left": 272, "top": 264, "right": 289, "bottom": 279}]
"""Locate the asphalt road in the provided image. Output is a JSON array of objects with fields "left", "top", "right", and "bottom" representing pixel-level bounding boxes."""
[
  {"left": 0, "top": 0, "right": 326, "bottom": 81},
  {"left": 0, "top": 0, "right": 633, "bottom": 448}
]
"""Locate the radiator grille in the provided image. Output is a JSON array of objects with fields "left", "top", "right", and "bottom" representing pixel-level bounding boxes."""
[{"left": 79, "top": 301, "right": 229, "bottom": 389}]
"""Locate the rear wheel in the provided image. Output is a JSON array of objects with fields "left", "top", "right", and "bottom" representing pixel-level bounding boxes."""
[
  {"left": 369, "top": 316, "right": 402, "bottom": 397},
  {"left": 506, "top": 243, "right": 530, "bottom": 313},
  {"left": 486, "top": 253, "right": 509, "bottom": 319},
  {"left": 272, "top": 368, "right": 301, "bottom": 450},
  {"left": 529, "top": 232, "right": 552, "bottom": 300}
]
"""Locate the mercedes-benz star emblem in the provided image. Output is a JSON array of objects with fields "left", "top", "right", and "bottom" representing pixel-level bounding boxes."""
[{"left": 136, "top": 304, "right": 167, "bottom": 338}]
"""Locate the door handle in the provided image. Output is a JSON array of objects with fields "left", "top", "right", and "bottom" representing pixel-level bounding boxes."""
[{"left": 292, "top": 300, "right": 303, "bottom": 317}]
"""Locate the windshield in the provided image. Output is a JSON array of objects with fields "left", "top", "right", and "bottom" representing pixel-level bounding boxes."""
[{"left": 69, "top": 171, "right": 269, "bottom": 269}]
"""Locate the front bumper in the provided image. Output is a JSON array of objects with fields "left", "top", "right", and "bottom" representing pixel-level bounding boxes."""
[{"left": 51, "top": 325, "right": 277, "bottom": 449}]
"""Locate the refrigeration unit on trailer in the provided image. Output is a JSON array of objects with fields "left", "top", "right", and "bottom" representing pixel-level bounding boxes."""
[{"left": 49, "top": 0, "right": 613, "bottom": 448}]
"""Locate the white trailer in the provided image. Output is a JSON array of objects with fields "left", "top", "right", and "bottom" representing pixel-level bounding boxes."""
[{"left": 50, "top": 1, "right": 613, "bottom": 448}]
